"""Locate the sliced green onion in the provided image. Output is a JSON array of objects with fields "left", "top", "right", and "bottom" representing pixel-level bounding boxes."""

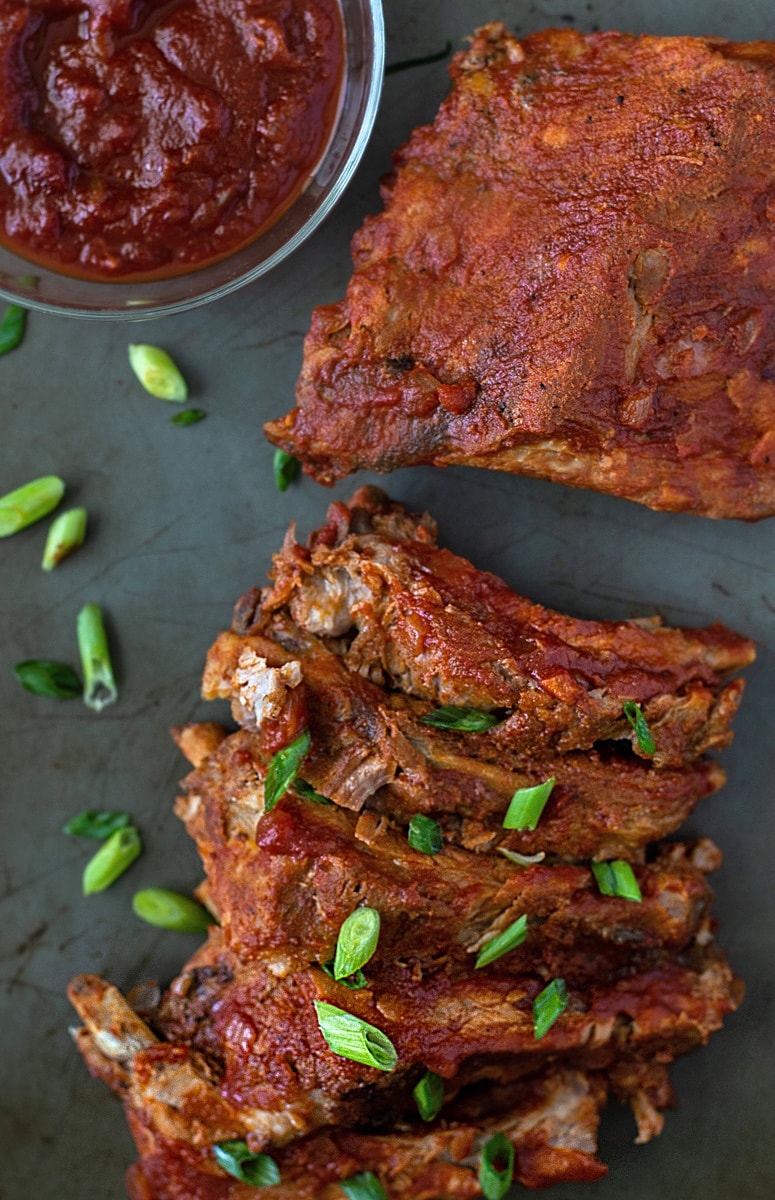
[
  {"left": 264, "top": 729, "right": 311, "bottom": 812},
  {"left": 170, "top": 408, "right": 206, "bottom": 426},
  {"left": 475, "top": 914, "right": 528, "bottom": 969},
  {"left": 313, "top": 1001, "right": 398, "bottom": 1072},
  {"left": 413, "top": 1069, "right": 444, "bottom": 1121},
  {"left": 502, "top": 777, "right": 556, "bottom": 831},
  {"left": 273, "top": 448, "right": 300, "bottom": 491},
  {"left": 479, "top": 1132, "right": 514, "bottom": 1200},
  {"left": 340, "top": 1171, "right": 388, "bottom": 1200},
  {"left": 592, "top": 860, "right": 642, "bottom": 902},
  {"left": 498, "top": 847, "right": 545, "bottom": 866},
  {"left": 14, "top": 659, "right": 81, "bottom": 699},
  {"left": 0, "top": 475, "right": 64, "bottom": 537},
  {"left": 63, "top": 809, "right": 131, "bottom": 839},
  {"left": 321, "top": 961, "right": 368, "bottom": 990},
  {"left": 333, "top": 908, "right": 380, "bottom": 980},
  {"left": 133, "top": 888, "right": 213, "bottom": 933},
  {"left": 385, "top": 41, "right": 452, "bottom": 75},
  {"left": 0, "top": 303, "right": 27, "bottom": 355},
  {"left": 419, "top": 705, "right": 500, "bottom": 732},
  {"left": 77, "top": 603, "right": 117, "bottom": 712},
  {"left": 82, "top": 826, "right": 142, "bottom": 895},
  {"left": 294, "top": 778, "right": 333, "bottom": 805},
  {"left": 533, "top": 977, "right": 568, "bottom": 1040},
  {"left": 407, "top": 813, "right": 443, "bottom": 855},
  {"left": 128, "top": 344, "right": 188, "bottom": 401},
  {"left": 41, "top": 507, "right": 87, "bottom": 570},
  {"left": 623, "top": 701, "right": 656, "bottom": 756},
  {"left": 212, "top": 1141, "right": 280, "bottom": 1187}
]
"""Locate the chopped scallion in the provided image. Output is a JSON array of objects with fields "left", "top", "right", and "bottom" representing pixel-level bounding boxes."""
[
  {"left": 82, "top": 826, "right": 142, "bottom": 895},
  {"left": 212, "top": 1141, "right": 280, "bottom": 1187},
  {"left": 0, "top": 303, "right": 27, "bottom": 355},
  {"left": 622, "top": 701, "right": 656, "bottom": 755},
  {"left": 502, "top": 777, "right": 555, "bottom": 831},
  {"left": 497, "top": 847, "right": 545, "bottom": 866},
  {"left": 170, "top": 408, "right": 206, "bottom": 426},
  {"left": 77, "top": 603, "right": 117, "bottom": 712},
  {"left": 591, "top": 860, "right": 642, "bottom": 902},
  {"left": 407, "top": 813, "right": 443, "bottom": 855},
  {"left": 63, "top": 809, "right": 131, "bottom": 839},
  {"left": 475, "top": 914, "right": 528, "bottom": 969},
  {"left": 339, "top": 1171, "right": 388, "bottom": 1200},
  {"left": 132, "top": 888, "right": 213, "bottom": 933},
  {"left": 14, "top": 659, "right": 81, "bottom": 699},
  {"left": 533, "top": 977, "right": 568, "bottom": 1040},
  {"left": 264, "top": 729, "right": 311, "bottom": 812},
  {"left": 479, "top": 1132, "right": 514, "bottom": 1200},
  {"left": 41, "top": 507, "right": 87, "bottom": 570},
  {"left": 0, "top": 475, "right": 64, "bottom": 538},
  {"left": 294, "top": 778, "right": 333, "bottom": 805},
  {"left": 333, "top": 907, "right": 381, "bottom": 980},
  {"left": 321, "top": 961, "right": 368, "bottom": 990},
  {"left": 128, "top": 344, "right": 188, "bottom": 401},
  {"left": 412, "top": 1069, "right": 444, "bottom": 1121},
  {"left": 273, "top": 448, "right": 300, "bottom": 491},
  {"left": 419, "top": 705, "right": 500, "bottom": 732},
  {"left": 313, "top": 1001, "right": 398, "bottom": 1072}
]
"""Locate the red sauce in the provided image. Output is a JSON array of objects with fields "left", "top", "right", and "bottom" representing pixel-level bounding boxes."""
[{"left": 0, "top": 0, "right": 344, "bottom": 279}]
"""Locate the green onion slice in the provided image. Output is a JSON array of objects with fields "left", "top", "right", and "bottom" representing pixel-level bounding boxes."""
[
  {"left": 294, "top": 778, "right": 333, "bottom": 805},
  {"left": 413, "top": 1069, "right": 444, "bottom": 1121},
  {"left": 475, "top": 914, "right": 528, "bottom": 969},
  {"left": 170, "top": 408, "right": 206, "bottom": 426},
  {"left": 333, "top": 908, "right": 381, "bottom": 980},
  {"left": 82, "top": 826, "right": 142, "bottom": 895},
  {"left": 133, "top": 888, "right": 213, "bottom": 933},
  {"left": 321, "top": 961, "right": 368, "bottom": 990},
  {"left": 264, "top": 729, "right": 311, "bottom": 812},
  {"left": 273, "top": 448, "right": 301, "bottom": 492},
  {"left": 340, "top": 1171, "right": 388, "bottom": 1200},
  {"left": 63, "top": 809, "right": 131, "bottom": 839},
  {"left": 419, "top": 705, "right": 500, "bottom": 732},
  {"left": 533, "top": 977, "right": 568, "bottom": 1040},
  {"left": 313, "top": 1001, "right": 398, "bottom": 1072},
  {"left": 622, "top": 701, "right": 656, "bottom": 755},
  {"left": 407, "top": 814, "right": 443, "bottom": 855},
  {"left": 212, "top": 1141, "right": 280, "bottom": 1187},
  {"left": 128, "top": 344, "right": 188, "bottom": 401},
  {"left": 41, "top": 507, "right": 87, "bottom": 570},
  {"left": 502, "top": 777, "right": 556, "bottom": 831},
  {"left": 479, "top": 1132, "right": 515, "bottom": 1200},
  {"left": 77, "top": 603, "right": 117, "bottom": 712},
  {"left": 497, "top": 847, "right": 545, "bottom": 866},
  {"left": 0, "top": 475, "right": 64, "bottom": 538},
  {"left": 0, "top": 303, "right": 27, "bottom": 355},
  {"left": 14, "top": 659, "right": 81, "bottom": 699},
  {"left": 591, "top": 860, "right": 643, "bottom": 902}
]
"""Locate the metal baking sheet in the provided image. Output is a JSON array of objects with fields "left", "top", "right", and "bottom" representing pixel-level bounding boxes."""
[{"left": 1, "top": 3, "right": 773, "bottom": 1198}]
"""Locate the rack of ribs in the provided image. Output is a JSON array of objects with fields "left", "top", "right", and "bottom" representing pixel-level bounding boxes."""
[
  {"left": 265, "top": 25, "right": 775, "bottom": 518},
  {"left": 69, "top": 488, "right": 754, "bottom": 1197}
]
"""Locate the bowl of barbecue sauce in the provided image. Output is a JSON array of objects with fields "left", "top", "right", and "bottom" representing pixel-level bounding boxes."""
[{"left": 0, "top": 0, "right": 384, "bottom": 319}]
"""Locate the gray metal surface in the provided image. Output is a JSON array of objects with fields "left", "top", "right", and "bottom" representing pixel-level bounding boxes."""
[{"left": 1, "top": 3, "right": 773, "bottom": 1198}]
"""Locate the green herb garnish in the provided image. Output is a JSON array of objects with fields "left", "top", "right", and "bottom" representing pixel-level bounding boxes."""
[
  {"left": 591, "top": 860, "right": 642, "bottom": 902},
  {"left": 502, "top": 777, "right": 556, "bottom": 831},
  {"left": 333, "top": 908, "right": 380, "bottom": 980},
  {"left": 294, "top": 778, "right": 333, "bottom": 805},
  {"left": 63, "top": 809, "right": 131, "bottom": 839},
  {"left": 475, "top": 914, "right": 528, "bottom": 969},
  {"left": 0, "top": 475, "right": 64, "bottom": 538},
  {"left": 212, "top": 1141, "right": 280, "bottom": 1187},
  {"left": 82, "top": 826, "right": 142, "bottom": 895},
  {"left": 340, "top": 1171, "right": 388, "bottom": 1200},
  {"left": 264, "top": 729, "right": 311, "bottom": 812},
  {"left": 313, "top": 1001, "right": 398, "bottom": 1071},
  {"left": 128, "top": 344, "right": 188, "bottom": 401},
  {"left": 412, "top": 1069, "right": 444, "bottom": 1121},
  {"left": 419, "top": 705, "right": 500, "bottom": 732},
  {"left": 42, "top": 507, "right": 87, "bottom": 570},
  {"left": 170, "top": 408, "right": 206, "bottom": 426},
  {"left": 14, "top": 659, "right": 81, "bottom": 699},
  {"left": 622, "top": 701, "right": 656, "bottom": 755},
  {"left": 321, "top": 961, "right": 368, "bottom": 990},
  {"left": 273, "top": 448, "right": 301, "bottom": 491},
  {"left": 533, "top": 977, "right": 568, "bottom": 1040},
  {"left": 407, "top": 814, "right": 443, "bottom": 855},
  {"left": 0, "top": 304, "right": 27, "bottom": 355},
  {"left": 132, "top": 888, "right": 213, "bottom": 933},
  {"left": 77, "top": 603, "right": 117, "bottom": 712},
  {"left": 479, "top": 1132, "right": 514, "bottom": 1200}
]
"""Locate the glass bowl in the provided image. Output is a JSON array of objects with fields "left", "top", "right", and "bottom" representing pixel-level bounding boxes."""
[{"left": 0, "top": 0, "right": 384, "bottom": 321}]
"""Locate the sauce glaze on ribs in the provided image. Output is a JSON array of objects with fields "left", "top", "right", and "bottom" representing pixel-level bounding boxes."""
[
  {"left": 69, "top": 489, "right": 752, "bottom": 1197},
  {"left": 266, "top": 26, "right": 775, "bottom": 518}
]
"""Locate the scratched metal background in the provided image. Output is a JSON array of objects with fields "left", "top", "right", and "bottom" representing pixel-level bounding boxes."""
[{"left": 1, "top": 2, "right": 773, "bottom": 1198}]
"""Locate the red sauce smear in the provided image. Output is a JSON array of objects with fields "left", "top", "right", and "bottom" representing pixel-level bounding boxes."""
[{"left": 0, "top": 0, "right": 344, "bottom": 279}]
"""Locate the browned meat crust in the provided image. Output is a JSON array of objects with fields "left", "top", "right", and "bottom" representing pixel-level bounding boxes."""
[
  {"left": 265, "top": 25, "right": 775, "bottom": 518},
  {"left": 69, "top": 490, "right": 750, "bottom": 1197}
]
